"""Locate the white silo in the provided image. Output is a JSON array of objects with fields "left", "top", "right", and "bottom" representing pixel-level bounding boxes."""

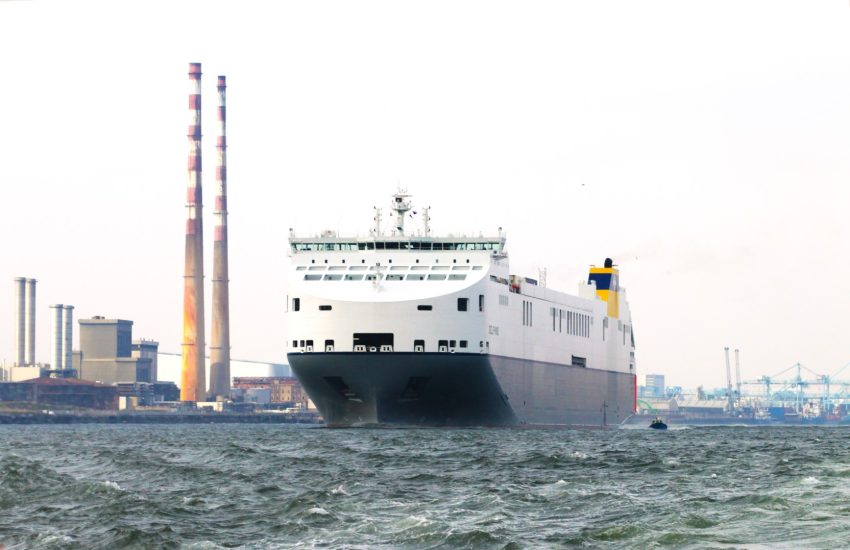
[
  {"left": 63, "top": 305, "right": 74, "bottom": 371},
  {"left": 50, "top": 304, "right": 64, "bottom": 370},
  {"left": 13, "top": 277, "right": 26, "bottom": 366},
  {"left": 25, "top": 278, "right": 37, "bottom": 366}
]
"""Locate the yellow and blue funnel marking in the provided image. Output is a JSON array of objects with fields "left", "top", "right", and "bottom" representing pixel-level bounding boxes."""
[{"left": 588, "top": 263, "right": 619, "bottom": 319}]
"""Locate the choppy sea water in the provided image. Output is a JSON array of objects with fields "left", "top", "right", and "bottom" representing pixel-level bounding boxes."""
[{"left": 1, "top": 425, "right": 849, "bottom": 549}]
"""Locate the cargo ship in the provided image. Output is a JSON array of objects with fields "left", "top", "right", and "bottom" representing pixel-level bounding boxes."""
[{"left": 286, "top": 191, "right": 637, "bottom": 427}]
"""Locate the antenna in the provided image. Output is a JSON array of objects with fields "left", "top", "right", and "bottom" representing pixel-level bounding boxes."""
[
  {"left": 724, "top": 347, "right": 734, "bottom": 412},
  {"left": 735, "top": 348, "right": 742, "bottom": 402},
  {"left": 390, "top": 188, "right": 412, "bottom": 235},
  {"left": 423, "top": 206, "right": 431, "bottom": 237},
  {"left": 373, "top": 207, "right": 382, "bottom": 236}
]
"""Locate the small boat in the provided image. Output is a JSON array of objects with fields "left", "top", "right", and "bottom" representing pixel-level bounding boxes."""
[{"left": 649, "top": 417, "right": 668, "bottom": 430}]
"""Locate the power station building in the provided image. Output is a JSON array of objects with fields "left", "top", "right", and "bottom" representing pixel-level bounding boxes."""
[{"left": 77, "top": 317, "right": 154, "bottom": 385}]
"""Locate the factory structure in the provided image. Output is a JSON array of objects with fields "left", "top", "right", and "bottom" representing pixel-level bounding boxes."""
[
  {"left": 12, "top": 277, "right": 37, "bottom": 372},
  {"left": 0, "top": 63, "right": 319, "bottom": 419},
  {"left": 635, "top": 348, "right": 850, "bottom": 425},
  {"left": 181, "top": 62, "right": 231, "bottom": 403},
  {"left": 2, "top": 275, "right": 305, "bottom": 413}
]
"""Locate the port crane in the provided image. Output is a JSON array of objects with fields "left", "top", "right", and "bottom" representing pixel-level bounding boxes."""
[{"left": 741, "top": 362, "right": 850, "bottom": 414}]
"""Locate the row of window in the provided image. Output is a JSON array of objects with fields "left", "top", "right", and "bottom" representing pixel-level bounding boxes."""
[
  {"left": 290, "top": 296, "right": 484, "bottom": 312},
  {"left": 299, "top": 265, "right": 482, "bottom": 272},
  {"left": 305, "top": 257, "right": 479, "bottom": 266},
  {"left": 288, "top": 337, "right": 583, "bottom": 364},
  {"left": 291, "top": 242, "right": 502, "bottom": 252},
  {"left": 290, "top": 338, "right": 488, "bottom": 352},
  {"left": 303, "top": 273, "right": 469, "bottom": 281},
  {"left": 550, "top": 307, "right": 591, "bottom": 338},
  {"left": 292, "top": 294, "right": 484, "bottom": 312}
]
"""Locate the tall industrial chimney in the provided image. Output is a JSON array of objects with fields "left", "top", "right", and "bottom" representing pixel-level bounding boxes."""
[
  {"left": 63, "top": 305, "right": 74, "bottom": 372},
  {"left": 181, "top": 62, "right": 207, "bottom": 402},
  {"left": 50, "top": 304, "right": 64, "bottom": 370},
  {"left": 25, "top": 278, "right": 36, "bottom": 366},
  {"left": 14, "top": 277, "right": 26, "bottom": 366},
  {"left": 734, "top": 348, "right": 742, "bottom": 400},
  {"left": 209, "top": 74, "right": 231, "bottom": 399},
  {"left": 724, "top": 347, "right": 733, "bottom": 411}
]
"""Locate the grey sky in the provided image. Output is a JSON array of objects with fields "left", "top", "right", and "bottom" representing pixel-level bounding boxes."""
[{"left": 1, "top": 1, "right": 849, "bottom": 388}]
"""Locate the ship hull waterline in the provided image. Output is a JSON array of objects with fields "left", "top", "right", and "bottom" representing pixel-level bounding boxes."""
[{"left": 288, "top": 352, "right": 635, "bottom": 428}]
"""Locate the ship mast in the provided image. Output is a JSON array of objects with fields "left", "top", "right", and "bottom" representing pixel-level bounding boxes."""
[{"left": 391, "top": 189, "right": 412, "bottom": 235}]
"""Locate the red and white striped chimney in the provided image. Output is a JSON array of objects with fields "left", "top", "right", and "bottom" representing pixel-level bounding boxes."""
[
  {"left": 209, "top": 74, "right": 231, "bottom": 398},
  {"left": 181, "top": 62, "right": 206, "bottom": 402}
]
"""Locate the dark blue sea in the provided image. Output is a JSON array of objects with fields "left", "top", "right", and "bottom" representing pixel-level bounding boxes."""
[{"left": 1, "top": 424, "right": 848, "bottom": 548}]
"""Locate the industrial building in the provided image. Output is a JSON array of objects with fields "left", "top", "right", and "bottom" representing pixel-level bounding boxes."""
[
  {"left": 0, "top": 377, "right": 118, "bottom": 411},
  {"left": 232, "top": 376, "right": 308, "bottom": 408},
  {"left": 131, "top": 340, "right": 159, "bottom": 382},
  {"left": 640, "top": 374, "right": 666, "bottom": 398},
  {"left": 77, "top": 317, "right": 153, "bottom": 385},
  {"left": 270, "top": 378, "right": 305, "bottom": 405}
]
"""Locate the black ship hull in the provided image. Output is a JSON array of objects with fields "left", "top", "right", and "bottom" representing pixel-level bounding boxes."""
[{"left": 289, "top": 352, "right": 635, "bottom": 427}]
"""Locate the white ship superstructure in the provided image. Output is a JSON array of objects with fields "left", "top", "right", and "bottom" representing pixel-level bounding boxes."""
[{"left": 286, "top": 191, "right": 636, "bottom": 426}]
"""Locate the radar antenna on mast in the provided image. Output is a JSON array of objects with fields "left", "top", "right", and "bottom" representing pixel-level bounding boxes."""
[
  {"left": 372, "top": 207, "right": 382, "bottom": 236},
  {"left": 422, "top": 206, "right": 431, "bottom": 237},
  {"left": 391, "top": 188, "right": 412, "bottom": 235}
]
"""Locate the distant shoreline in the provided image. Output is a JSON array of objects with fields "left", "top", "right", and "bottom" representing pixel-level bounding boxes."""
[{"left": 0, "top": 412, "right": 323, "bottom": 425}]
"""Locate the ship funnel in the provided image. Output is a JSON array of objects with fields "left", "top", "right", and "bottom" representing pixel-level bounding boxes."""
[{"left": 587, "top": 261, "right": 619, "bottom": 318}]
